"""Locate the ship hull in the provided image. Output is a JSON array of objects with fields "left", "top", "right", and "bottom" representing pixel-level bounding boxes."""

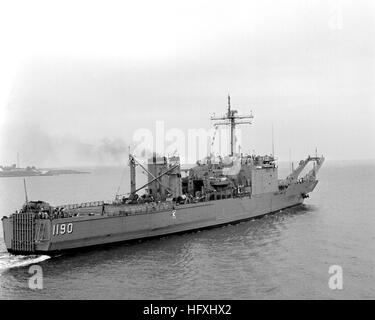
[{"left": 2, "top": 180, "right": 318, "bottom": 255}]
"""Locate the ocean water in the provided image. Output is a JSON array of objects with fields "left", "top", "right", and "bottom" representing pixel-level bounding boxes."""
[{"left": 0, "top": 160, "right": 374, "bottom": 299}]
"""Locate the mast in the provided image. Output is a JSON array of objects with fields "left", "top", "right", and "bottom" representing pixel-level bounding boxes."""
[
  {"left": 210, "top": 95, "right": 254, "bottom": 156},
  {"left": 129, "top": 153, "right": 136, "bottom": 194},
  {"left": 228, "top": 95, "right": 234, "bottom": 156},
  {"left": 289, "top": 148, "right": 294, "bottom": 173},
  {"left": 271, "top": 124, "right": 274, "bottom": 157},
  {"left": 23, "top": 178, "right": 28, "bottom": 204}
]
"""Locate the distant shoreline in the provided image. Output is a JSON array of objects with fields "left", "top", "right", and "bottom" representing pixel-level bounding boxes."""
[{"left": 0, "top": 169, "right": 90, "bottom": 178}]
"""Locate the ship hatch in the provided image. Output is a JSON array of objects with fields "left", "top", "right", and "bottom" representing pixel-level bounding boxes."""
[
  {"left": 193, "top": 180, "right": 204, "bottom": 195},
  {"left": 11, "top": 213, "right": 36, "bottom": 252}
]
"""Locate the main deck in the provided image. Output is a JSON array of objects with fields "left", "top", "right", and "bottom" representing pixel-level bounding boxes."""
[{"left": 2, "top": 179, "right": 318, "bottom": 255}]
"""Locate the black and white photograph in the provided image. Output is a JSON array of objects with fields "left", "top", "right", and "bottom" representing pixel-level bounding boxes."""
[{"left": 0, "top": 0, "right": 374, "bottom": 306}]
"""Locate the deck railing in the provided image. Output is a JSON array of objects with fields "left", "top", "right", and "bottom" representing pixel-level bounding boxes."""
[{"left": 56, "top": 201, "right": 105, "bottom": 210}]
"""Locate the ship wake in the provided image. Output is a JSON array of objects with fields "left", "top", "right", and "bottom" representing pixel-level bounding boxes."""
[{"left": 0, "top": 252, "right": 50, "bottom": 274}]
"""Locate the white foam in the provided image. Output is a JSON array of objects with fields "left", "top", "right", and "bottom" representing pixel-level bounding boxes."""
[{"left": 0, "top": 253, "right": 50, "bottom": 274}]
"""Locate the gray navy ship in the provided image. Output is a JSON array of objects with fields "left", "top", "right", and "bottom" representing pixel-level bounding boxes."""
[{"left": 2, "top": 97, "right": 324, "bottom": 255}]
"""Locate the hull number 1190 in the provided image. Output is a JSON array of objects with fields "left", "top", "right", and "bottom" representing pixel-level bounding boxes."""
[{"left": 52, "top": 223, "right": 73, "bottom": 236}]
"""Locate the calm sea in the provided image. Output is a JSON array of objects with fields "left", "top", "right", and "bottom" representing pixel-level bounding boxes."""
[{"left": 0, "top": 160, "right": 374, "bottom": 299}]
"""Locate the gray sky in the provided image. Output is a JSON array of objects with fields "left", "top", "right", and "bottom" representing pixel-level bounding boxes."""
[{"left": 0, "top": 0, "right": 374, "bottom": 166}]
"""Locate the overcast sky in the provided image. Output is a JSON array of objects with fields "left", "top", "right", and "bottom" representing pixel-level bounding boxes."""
[{"left": 0, "top": 0, "right": 374, "bottom": 166}]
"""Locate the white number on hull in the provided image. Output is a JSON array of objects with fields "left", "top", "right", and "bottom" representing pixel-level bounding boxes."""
[
  {"left": 60, "top": 224, "right": 66, "bottom": 234},
  {"left": 53, "top": 223, "right": 73, "bottom": 236}
]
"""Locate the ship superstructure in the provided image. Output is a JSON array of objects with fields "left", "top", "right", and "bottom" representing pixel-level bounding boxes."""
[{"left": 1, "top": 97, "right": 324, "bottom": 255}]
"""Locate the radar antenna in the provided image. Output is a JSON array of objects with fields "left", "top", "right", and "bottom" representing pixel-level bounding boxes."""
[{"left": 210, "top": 95, "right": 254, "bottom": 156}]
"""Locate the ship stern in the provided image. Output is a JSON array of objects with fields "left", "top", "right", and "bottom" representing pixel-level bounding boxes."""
[
  {"left": 2, "top": 213, "right": 52, "bottom": 255},
  {"left": 2, "top": 216, "right": 13, "bottom": 251}
]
